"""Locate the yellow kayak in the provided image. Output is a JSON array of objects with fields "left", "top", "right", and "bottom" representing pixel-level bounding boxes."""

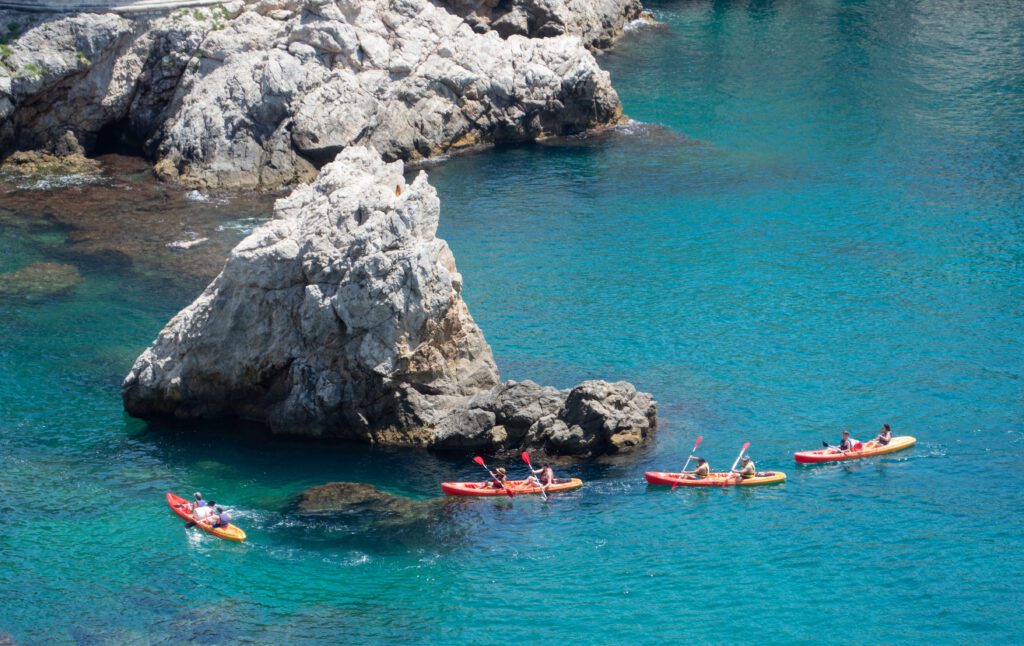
[{"left": 166, "top": 493, "right": 246, "bottom": 542}]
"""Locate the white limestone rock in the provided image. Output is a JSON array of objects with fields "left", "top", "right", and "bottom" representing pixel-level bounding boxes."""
[
  {"left": 152, "top": 0, "right": 623, "bottom": 189},
  {"left": 123, "top": 146, "right": 500, "bottom": 438}
]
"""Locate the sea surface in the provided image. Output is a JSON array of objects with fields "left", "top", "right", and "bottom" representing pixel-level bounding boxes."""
[{"left": 2, "top": 0, "right": 1023, "bottom": 643}]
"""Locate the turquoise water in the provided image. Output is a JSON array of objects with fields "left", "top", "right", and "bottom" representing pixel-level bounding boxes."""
[{"left": 3, "top": 0, "right": 1024, "bottom": 642}]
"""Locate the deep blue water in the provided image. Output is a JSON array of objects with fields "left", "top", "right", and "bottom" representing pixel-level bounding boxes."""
[{"left": 2, "top": 0, "right": 1023, "bottom": 643}]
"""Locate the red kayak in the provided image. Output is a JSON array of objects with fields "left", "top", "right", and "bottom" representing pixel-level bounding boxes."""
[
  {"left": 794, "top": 436, "right": 916, "bottom": 464},
  {"left": 441, "top": 478, "right": 583, "bottom": 497}
]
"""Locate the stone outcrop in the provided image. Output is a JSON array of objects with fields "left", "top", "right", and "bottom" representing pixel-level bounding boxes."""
[
  {"left": 1, "top": 0, "right": 637, "bottom": 190},
  {"left": 437, "top": 0, "right": 645, "bottom": 50},
  {"left": 123, "top": 147, "right": 655, "bottom": 456}
]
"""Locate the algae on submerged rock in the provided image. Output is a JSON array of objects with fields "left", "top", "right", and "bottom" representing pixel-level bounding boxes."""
[{"left": 0, "top": 261, "right": 82, "bottom": 298}]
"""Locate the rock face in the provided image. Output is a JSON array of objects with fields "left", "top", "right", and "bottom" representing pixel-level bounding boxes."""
[
  {"left": 123, "top": 147, "right": 655, "bottom": 456},
  {"left": 437, "top": 0, "right": 644, "bottom": 50},
  {"left": 1, "top": 0, "right": 636, "bottom": 190},
  {"left": 124, "top": 146, "right": 500, "bottom": 438}
]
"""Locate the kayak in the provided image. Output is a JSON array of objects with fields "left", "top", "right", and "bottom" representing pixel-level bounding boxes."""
[
  {"left": 794, "top": 436, "right": 916, "bottom": 464},
  {"left": 644, "top": 471, "right": 787, "bottom": 487},
  {"left": 441, "top": 478, "right": 583, "bottom": 497},
  {"left": 166, "top": 493, "right": 246, "bottom": 542}
]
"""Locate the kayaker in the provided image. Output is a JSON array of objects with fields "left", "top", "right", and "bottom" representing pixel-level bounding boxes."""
[
  {"left": 873, "top": 424, "right": 892, "bottom": 446},
  {"left": 685, "top": 457, "right": 710, "bottom": 479},
  {"left": 737, "top": 456, "right": 757, "bottom": 479},
  {"left": 525, "top": 462, "right": 556, "bottom": 488},
  {"left": 194, "top": 499, "right": 215, "bottom": 523},
  {"left": 210, "top": 506, "right": 231, "bottom": 529},
  {"left": 490, "top": 467, "right": 510, "bottom": 489},
  {"left": 188, "top": 492, "right": 206, "bottom": 513},
  {"left": 836, "top": 430, "right": 860, "bottom": 452}
]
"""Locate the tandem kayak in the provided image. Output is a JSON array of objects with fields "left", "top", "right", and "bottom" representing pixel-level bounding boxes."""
[
  {"left": 794, "top": 436, "right": 916, "bottom": 464},
  {"left": 644, "top": 471, "right": 787, "bottom": 487},
  {"left": 441, "top": 478, "right": 583, "bottom": 497},
  {"left": 166, "top": 493, "right": 247, "bottom": 542}
]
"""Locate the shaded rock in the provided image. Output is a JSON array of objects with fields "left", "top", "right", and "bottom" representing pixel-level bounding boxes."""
[
  {"left": 123, "top": 147, "right": 656, "bottom": 456},
  {"left": 558, "top": 380, "right": 656, "bottom": 453},
  {"left": 437, "top": 0, "right": 645, "bottom": 50},
  {"left": 0, "top": 261, "right": 82, "bottom": 297}
]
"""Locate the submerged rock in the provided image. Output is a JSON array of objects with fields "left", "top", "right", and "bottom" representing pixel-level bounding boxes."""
[
  {"left": 123, "top": 147, "right": 655, "bottom": 456},
  {"left": 1, "top": 0, "right": 636, "bottom": 190},
  {"left": 296, "top": 481, "right": 438, "bottom": 518},
  {"left": 0, "top": 261, "right": 82, "bottom": 297}
]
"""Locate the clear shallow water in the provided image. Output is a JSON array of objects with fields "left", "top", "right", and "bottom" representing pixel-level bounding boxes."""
[{"left": 2, "top": 0, "right": 1024, "bottom": 643}]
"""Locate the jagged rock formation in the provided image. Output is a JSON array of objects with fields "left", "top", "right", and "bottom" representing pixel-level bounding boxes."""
[
  {"left": 123, "top": 147, "right": 655, "bottom": 456},
  {"left": 1, "top": 0, "right": 637, "bottom": 190},
  {"left": 436, "top": 0, "right": 644, "bottom": 50}
]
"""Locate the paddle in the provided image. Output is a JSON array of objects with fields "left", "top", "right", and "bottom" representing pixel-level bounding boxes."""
[
  {"left": 521, "top": 451, "right": 547, "bottom": 500},
  {"left": 473, "top": 455, "right": 515, "bottom": 498},
  {"left": 672, "top": 435, "right": 703, "bottom": 491},
  {"left": 725, "top": 441, "right": 751, "bottom": 486}
]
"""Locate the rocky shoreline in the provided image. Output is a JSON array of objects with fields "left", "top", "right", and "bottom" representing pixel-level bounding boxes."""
[
  {"left": 1, "top": 0, "right": 651, "bottom": 190},
  {"left": 1, "top": 0, "right": 658, "bottom": 457}
]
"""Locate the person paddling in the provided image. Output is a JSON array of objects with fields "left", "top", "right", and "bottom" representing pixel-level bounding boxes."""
[
  {"left": 188, "top": 492, "right": 206, "bottom": 513},
  {"left": 683, "top": 457, "right": 710, "bottom": 480},
  {"left": 210, "top": 505, "right": 231, "bottom": 529},
  {"left": 873, "top": 423, "right": 892, "bottom": 446},
  {"left": 736, "top": 455, "right": 757, "bottom": 480},
  {"left": 836, "top": 430, "right": 860, "bottom": 452},
  {"left": 489, "top": 467, "right": 510, "bottom": 489},
  {"left": 525, "top": 462, "right": 555, "bottom": 488}
]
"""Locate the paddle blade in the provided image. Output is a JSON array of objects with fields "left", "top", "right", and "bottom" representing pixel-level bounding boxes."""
[
  {"left": 521, "top": 451, "right": 531, "bottom": 465},
  {"left": 822, "top": 441, "right": 830, "bottom": 448},
  {"left": 694, "top": 435, "right": 703, "bottom": 450},
  {"left": 740, "top": 441, "right": 750, "bottom": 454},
  {"left": 473, "top": 456, "right": 485, "bottom": 466}
]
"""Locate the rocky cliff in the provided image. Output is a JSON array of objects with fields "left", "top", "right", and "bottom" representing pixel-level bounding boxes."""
[
  {"left": 0, "top": 0, "right": 640, "bottom": 189},
  {"left": 123, "top": 147, "right": 656, "bottom": 456}
]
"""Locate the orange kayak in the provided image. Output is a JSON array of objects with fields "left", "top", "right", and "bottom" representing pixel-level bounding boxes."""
[
  {"left": 645, "top": 471, "right": 787, "bottom": 486},
  {"left": 166, "top": 493, "right": 246, "bottom": 542},
  {"left": 441, "top": 478, "right": 583, "bottom": 497},
  {"left": 794, "top": 436, "right": 916, "bottom": 464}
]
